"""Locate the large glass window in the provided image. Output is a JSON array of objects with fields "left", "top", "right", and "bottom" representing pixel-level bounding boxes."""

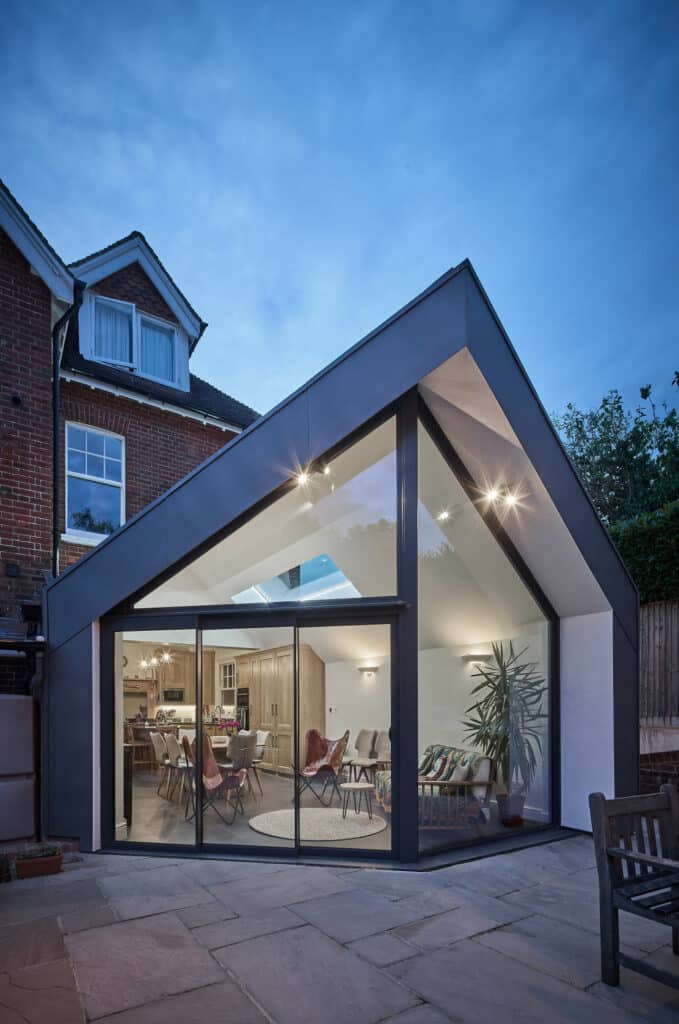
[
  {"left": 139, "top": 317, "right": 175, "bottom": 381},
  {"left": 114, "top": 629, "right": 196, "bottom": 845},
  {"left": 417, "top": 421, "right": 551, "bottom": 854},
  {"left": 66, "top": 424, "right": 124, "bottom": 539},
  {"left": 298, "top": 624, "right": 392, "bottom": 852},
  {"left": 137, "top": 417, "right": 397, "bottom": 608},
  {"left": 202, "top": 626, "right": 295, "bottom": 849}
]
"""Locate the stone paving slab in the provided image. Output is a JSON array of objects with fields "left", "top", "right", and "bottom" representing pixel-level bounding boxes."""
[
  {"left": 223, "top": 924, "right": 419, "bottom": 1024},
  {"left": 96, "top": 863, "right": 211, "bottom": 920},
  {"left": 208, "top": 863, "right": 352, "bottom": 913},
  {"left": 291, "top": 888, "right": 431, "bottom": 942},
  {"left": 394, "top": 939, "right": 641, "bottom": 1023},
  {"left": 474, "top": 912, "right": 641, "bottom": 989},
  {"left": 0, "top": 915, "right": 65, "bottom": 972},
  {"left": 395, "top": 891, "right": 532, "bottom": 950},
  {"left": 0, "top": 957, "right": 84, "bottom": 1024},
  {"left": 382, "top": 1005, "right": 455, "bottom": 1024},
  {"left": 196, "top": 906, "right": 304, "bottom": 949},
  {"left": 500, "top": 871, "right": 671, "bottom": 951},
  {"left": 65, "top": 912, "right": 224, "bottom": 1019},
  {"left": 95, "top": 978, "right": 268, "bottom": 1023},
  {"left": 347, "top": 931, "right": 421, "bottom": 966},
  {"left": 0, "top": 878, "right": 105, "bottom": 926},
  {"left": 0, "top": 836, "right": 677, "bottom": 1023}
]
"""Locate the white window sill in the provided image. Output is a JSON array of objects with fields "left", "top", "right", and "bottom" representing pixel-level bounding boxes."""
[{"left": 60, "top": 532, "right": 105, "bottom": 548}]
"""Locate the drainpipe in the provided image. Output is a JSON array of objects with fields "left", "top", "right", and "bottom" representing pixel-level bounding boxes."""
[{"left": 52, "top": 280, "right": 86, "bottom": 578}]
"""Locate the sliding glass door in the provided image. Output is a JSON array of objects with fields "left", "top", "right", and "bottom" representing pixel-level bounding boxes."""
[{"left": 110, "top": 617, "right": 394, "bottom": 857}]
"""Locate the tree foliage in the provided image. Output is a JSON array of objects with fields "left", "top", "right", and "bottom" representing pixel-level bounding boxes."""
[
  {"left": 609, "top": 500, "right": 679, "bottom": 604},
  {"left": 553, "top": 374, "right": 679, "bottom": 525}
]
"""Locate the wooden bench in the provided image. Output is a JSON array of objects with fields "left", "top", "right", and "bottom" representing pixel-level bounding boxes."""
[{"left": 589, "top": 784, "right": 679, "bottom": 990}]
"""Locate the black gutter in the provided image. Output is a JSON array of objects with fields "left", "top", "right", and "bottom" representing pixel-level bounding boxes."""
[{"left": 51, "top": 280, "right": 86, "bottom": 578}]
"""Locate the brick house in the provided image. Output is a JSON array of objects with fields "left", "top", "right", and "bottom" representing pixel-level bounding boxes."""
[{"left": 0, "top": 180, "right": 258, "bottom": 694}]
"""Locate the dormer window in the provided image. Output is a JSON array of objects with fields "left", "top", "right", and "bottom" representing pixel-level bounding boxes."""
[
  {"left": 82, "top": 294, "right": 189, "bottom": 390},
  {"left": 94, "top": 298, "right": 134, "bottom": 367}
]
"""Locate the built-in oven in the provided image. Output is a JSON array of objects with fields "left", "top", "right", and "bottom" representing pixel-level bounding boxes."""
[{"left": 236, "top": 687, "right": 249, "bottom": 730}]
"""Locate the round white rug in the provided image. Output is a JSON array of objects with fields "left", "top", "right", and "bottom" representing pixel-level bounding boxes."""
[{"left": 248, "top": 807, "right": 387, "bottom": 841}]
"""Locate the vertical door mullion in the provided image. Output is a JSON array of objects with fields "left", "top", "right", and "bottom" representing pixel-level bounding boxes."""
[
  {"left": 195, "top": 627, "right": 203, "bottom": 849},
  {"left": 396, "top": 390, "right": 419, "bottom": 862},
  {"left": 293, "top": 622, "right": 300, "bottom": 852}
]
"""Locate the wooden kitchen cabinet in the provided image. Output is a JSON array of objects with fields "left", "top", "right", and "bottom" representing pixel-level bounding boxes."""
[{"left": 235, "top": 643, "right": 325, "bottom": 774}]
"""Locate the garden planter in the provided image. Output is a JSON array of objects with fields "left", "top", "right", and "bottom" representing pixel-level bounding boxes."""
[
  {"left": 497, "top": 793, "right": 526, "bottom": 827},
  {"left": 15, "top": 851, "right": 63, "bottom": 879}
]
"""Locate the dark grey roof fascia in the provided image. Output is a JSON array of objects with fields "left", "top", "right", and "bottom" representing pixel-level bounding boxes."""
[{"left": 45, "top": 260, "right": 637, "bottom": 653}]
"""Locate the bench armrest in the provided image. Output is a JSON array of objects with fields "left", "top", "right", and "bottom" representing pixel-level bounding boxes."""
[{"left": 606, "top": 847, "right": 679, "bottom": 871}]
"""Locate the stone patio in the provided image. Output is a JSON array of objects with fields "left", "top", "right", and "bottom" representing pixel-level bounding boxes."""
[{"left": 1, "top": 835, "right": 679, "bottom": 1023}]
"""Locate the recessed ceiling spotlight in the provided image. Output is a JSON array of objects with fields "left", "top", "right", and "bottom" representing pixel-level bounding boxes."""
[
  {"left": 485, "top": 488, "right": 499, "bottom": 502},
  {"left": 437, "top": 510, "right": 450, "bottom": 522},
  {"left": 504, "top": 492, "right": 517, "bottom": 507},
  {"left": 323, "top": 465, "right": 331, "bottom": 475},
  {"left": 297, "top": 470, "right": 310, "bottom": 486}
]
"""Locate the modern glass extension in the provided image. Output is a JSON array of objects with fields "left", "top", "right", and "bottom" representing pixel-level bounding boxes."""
[{"left": 102, "top": 400, "right": 555, "bottom": 861}]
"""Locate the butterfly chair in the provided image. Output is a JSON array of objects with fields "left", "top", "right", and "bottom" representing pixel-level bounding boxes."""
[
  {"left": 297, "top": 729, "right": 350, "bottom": 806},
  {"left": 184, "top": 733, "right": 247, "bottom": 827}
]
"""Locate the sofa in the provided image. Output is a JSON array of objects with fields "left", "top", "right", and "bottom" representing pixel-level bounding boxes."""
[{"left": 375, "top": 743, "right": 495, "bottom": 828}]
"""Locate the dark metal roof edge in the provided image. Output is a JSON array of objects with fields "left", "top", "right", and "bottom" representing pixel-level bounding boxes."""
[{"left": 463, "top": 261, "right": 639, "bottom": 601}]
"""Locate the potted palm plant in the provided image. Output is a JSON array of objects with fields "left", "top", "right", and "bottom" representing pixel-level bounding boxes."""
[{"left": 462, "top": 641, "right": 547, "bottom": 826}]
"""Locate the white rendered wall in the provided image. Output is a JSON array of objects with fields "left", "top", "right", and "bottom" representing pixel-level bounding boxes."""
[
  {"left": 560, "top": 610, "right": 614, "bottom": 830},
  {"left": 325, "top": 656, "right": 391, "bottom": 747}
]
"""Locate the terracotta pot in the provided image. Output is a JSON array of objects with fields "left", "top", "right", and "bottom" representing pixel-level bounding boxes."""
[
  {"left": 15, "top": 852, "right": 63, "bottom": 879},
  {"left": 497, "top": 793, "right": 526, "bottom": 827}
]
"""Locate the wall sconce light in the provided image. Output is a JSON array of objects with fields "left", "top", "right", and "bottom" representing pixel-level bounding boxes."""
[
  {"left": 460, "top": 653, "right": 493, "bottom": 666},
  {"left": 358, "top": 666, "right": 379, "bottom": 680}
]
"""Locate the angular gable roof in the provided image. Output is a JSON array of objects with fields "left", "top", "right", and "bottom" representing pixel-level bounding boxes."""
[
  {"left": 0, "top": 179, "right": 74, "bottom": 303},
  {"left": 46, "top": 261, "right": 637, "bottom": 653},
  {"left": 70, "top": 231, "right": 206, "bottom": 346}
]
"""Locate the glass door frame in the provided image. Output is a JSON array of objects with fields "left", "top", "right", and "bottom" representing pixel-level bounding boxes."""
[{"left": 100, "top": 601, "right": 403, "bottom": 862}]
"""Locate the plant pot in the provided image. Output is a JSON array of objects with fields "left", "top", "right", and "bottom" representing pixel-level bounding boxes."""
[
  {"left": 15, "top": 852, "right": 63, "bottom": 879},
  {"left": 497, "top": 793, "right": 526, "bottom": 827}
]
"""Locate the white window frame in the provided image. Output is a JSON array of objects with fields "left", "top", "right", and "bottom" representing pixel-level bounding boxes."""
[
  {"left": 90, "top": 295, "right": 181, "bottom": 387},
  {"left": 64, "top": 422, "right": 126, "bottom": 544}
]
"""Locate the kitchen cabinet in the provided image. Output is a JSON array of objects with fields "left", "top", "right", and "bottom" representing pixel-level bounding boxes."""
[{"left": 235, "top": 643, "right": 325, "bottom": 774}]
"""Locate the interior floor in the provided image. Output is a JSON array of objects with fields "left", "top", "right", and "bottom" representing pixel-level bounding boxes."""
[
  {"left": 124, "top": 766, "right": 547, "bottom": 855},
  {"left": 125, "top": 767, "right": 393, "bottom": 852}
]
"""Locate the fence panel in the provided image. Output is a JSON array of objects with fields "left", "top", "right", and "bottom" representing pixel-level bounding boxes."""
[{"left": 640, "top": 601, "right": 679, "bottom": 723}]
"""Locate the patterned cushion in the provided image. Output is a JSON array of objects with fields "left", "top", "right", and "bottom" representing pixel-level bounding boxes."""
[{"left": 426, "top": 754, "right": 449, "bottom": 781}]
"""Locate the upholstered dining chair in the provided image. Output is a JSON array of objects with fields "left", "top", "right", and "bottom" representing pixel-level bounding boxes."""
[
  {"left": 149, "top": 731, "right": 170, "bottom": 796},
  {"left": 297, "top": 729, "right": 350, "bottom": 806},
  {"left": 220, "top": 733, "right": 258, "bottom": 799},
  {"left": 165, "top": 732, "right": 189, "bottom": 802}
]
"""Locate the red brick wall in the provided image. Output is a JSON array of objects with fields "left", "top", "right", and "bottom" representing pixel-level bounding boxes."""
[
  {"left": 90, "top": 262, "right": 179, "bottom": 324},
  {"left": 59, "top": 380, "right": 234, "bottom": 571},
  {"left": 0, "top": 228, "right": 53, "bottom": 618}
]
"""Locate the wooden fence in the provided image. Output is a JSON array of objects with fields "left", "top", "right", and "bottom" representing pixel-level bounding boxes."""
[{"left": 640, "top": 601, "right": 679, "bottom": 723}]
